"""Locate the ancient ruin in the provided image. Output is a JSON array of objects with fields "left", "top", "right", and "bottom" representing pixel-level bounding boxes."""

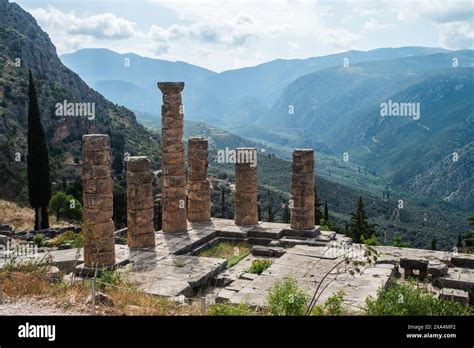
[
  {"left": 290, "top": 149, "right": 315, "bottom": 230},
  {"left": 187, "top": 137, "right": 211, "bottom": 222},
  {"left": 234, "top": 147, "right": 258, "bottom": 226},
  {"left": 82, "top": 134, "right": 115, "bottom": 267},
  {"left": 11, "top": 80, "right": 471, "bottom": 314},
  {"left": 126, "top": 156, "right": 155, "bottom": 248},
  {"left": 158, "top": 82, "right": 187, "bottom": 233}
]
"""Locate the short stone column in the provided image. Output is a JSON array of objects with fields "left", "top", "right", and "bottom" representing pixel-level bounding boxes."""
[
  {"left": 290, "top": 149, "right": 315, "bottom": 230},
  {"left": 158, "top": 82, "right": 187, "bottom": 233},
  {"left": 187, "top": 137, "right": 211, "bottom": 222},
  {"left": 126, "top": 156, "right": 155, "bottom": 248},
  {"left": 234, "top": 147, "right": 258, "bottom": 226},
  {"left": 82, "top": 134, "right": 115, "bottom": 267}
]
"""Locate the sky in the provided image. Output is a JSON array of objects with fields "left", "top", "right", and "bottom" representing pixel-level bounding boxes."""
[{"left": 16, "top": 0, "right": 474, "bottom": 72}]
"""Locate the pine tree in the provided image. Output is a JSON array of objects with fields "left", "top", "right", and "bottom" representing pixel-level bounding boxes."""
[
  {"left": 27, "top": 69, "right": 51, "bottom": 230},
  {"left": 349, "top": 196, "right": 373, "bottom": 243},
  {"left": 430, "top": 238, "right": 437, "bottom": 250}
]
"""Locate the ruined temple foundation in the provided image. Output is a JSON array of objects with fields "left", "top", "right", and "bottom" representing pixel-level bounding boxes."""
[
  {"left": 82, "top": 134, "right": 115, "bottom": 267},
  {"left": 290, "top": 149, "right": 315, "bottom": 230},
  {"left": 126, "top": 156, "right": 155, "bottom": 248},
  {"left": 158, "top": 82, "right": 187, "bottom": 233},
  {"left": 187, "top": 137, "right": 211, "bottom": 222},
  {"left": 234, "top": 148, "right": 258, "bottom": 226}
]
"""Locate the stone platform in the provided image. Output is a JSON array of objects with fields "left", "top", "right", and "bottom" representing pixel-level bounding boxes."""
[{"left": 17, "top": 219, "right": 474, "bottom": 309}]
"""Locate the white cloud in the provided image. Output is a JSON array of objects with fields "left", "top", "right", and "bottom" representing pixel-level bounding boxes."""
[
  {"left": 318, "top": 28, "right": 360, "bottom": 50},
  {"left": 31, "top": 6, "right": 137, "bottom": 40}
]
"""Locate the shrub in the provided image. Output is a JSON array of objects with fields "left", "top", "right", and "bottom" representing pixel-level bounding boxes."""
[
  {"left": 362, "top": 234, "right": 378, "bottom": 246},
  {"left": 311, "top": 290, "right": 346, "bottom": 316},
  {"left": 96, "top": 268, "right": 127, "bottom": 291},
  {"left": 247, "top": 259, "right": 273, "bottom": 275},
  {"left": 365, "top": 282, "right": 470, "bottom": 316},
  {"left": 49, "top": 231, "right": 83, "bottom": 248},
  {"left": 208, "top": 303, "right": 254, "bottom": 316},
  {"left": 48, "top": 191, "right": 83, "bottom": 222},
  {"left": 267, "top": 277, "right": 308, "bottom": 316},
  {"left": 33, "top": 234, "right": 43, "bottom": 247}
]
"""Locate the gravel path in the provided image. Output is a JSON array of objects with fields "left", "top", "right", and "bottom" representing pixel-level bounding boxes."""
[{"left": 0, "top": 298, "right": 85, "bottom": 315}]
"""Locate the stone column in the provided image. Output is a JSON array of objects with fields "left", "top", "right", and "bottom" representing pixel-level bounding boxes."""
[
  {"left": 82, "top": 134, "right": 115, "bottom": 267},
  {"left": 158, "top": 82, "right": 187, "bottom": 233},
  {"left": 290, "top": 149, "right": 315, "bottom": 230},
  {"left": 126, "top": 156, "right": 155, "bottom": 248},
  {"left": 234, "top": 147, "right": 258, "bottom": 226},
  {"left": 187, "top": 137, "right": 211, "bottom": 222}
]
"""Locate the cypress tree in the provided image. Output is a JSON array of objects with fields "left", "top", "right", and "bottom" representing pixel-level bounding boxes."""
[
  {"left": 283, "top": 204, "right": 290, "bottom": 223},
  {"left": 324, "top": 202, "right": 329, "bottom": 221},
  {"left": 221, "top": 187, "right": 226, "bottom": 218},
  {"left": 27, "top": 69, "right": 51, "bottom": 230},
  {"left": 430, "top": 238, "right": 437, "bottom": 251},
  {"left": 314, "top": 187, "right": 322, "bottom": 225},
  {"left": 349, "top": 196, "right": 373, "bottom": 243},
  {"left": 456, "top": 234, "right": 463, "bottom": 249},
  {"left": 268, "top": 205, "right": 273, "bottom": 222}
]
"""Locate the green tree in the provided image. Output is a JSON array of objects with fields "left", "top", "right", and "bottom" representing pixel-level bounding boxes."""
[
  {"left": 27, "top": 69, "right": 51, "bottom": 230},
  {"left": 348, "top": 196, "right": 373, "bottom": 243},
  {"left": 154, "top": 197, "right": 162, "bottom": 231},
  {"left": 283, "top": 204, "right": 290, "bottom": 223},
  {"left": 48, "top": 191, "right": 83, "bottom": 222},
  {"left": 314, "top": 187, "right": 322, "bottom": 225},
  {"left": 113, "top": 184, "right": 127, "bottom": 229},
  {"left": 221, "top": 187, "right": 227, "bottom": 218},
  {"left": 392, "top": 234, "right": 410, "bottom": 248},
  {"left": 456, "top": 234, "right": 463, "bottom": 249},
  {"left": 268, "top": 205, "right": 273, "bottom": 222},
  {"left": 430, "top": 238, "right": 437, "bottom": 251},
  {"left": 464, "top": 214, "right": 474, "bottom": 248},
  {"left": 324, "top": 202, "right": 329, "bottom": 221}
]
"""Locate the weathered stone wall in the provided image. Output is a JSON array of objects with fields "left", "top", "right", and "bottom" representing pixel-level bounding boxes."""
[
  {"left": 158, "top": 82, "right": 187, "bottom": 233},
  {"left": 234, "top": 147, "right": 258, "bottom": 226},
  {"left": 126, "top": 156, "right": 155, "bottom": 248},
  {"left": 290, "top": 149, "right": 315, "bottom": 230},
  {"left": 187, "top": 137, "right": 211, "bottom": 222},
  {"left": 82, "top": 134, "right": 115, "bottom": 267}
]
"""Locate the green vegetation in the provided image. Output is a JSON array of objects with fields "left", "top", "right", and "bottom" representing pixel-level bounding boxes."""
[
  {"left": 348, "top": 197, "right": 374, "bottom": 243},
  {"left": 392, "top": 234, "right": 410, "bottom": 248},
  {"left": 96, "top": 268, "right": 128, "bottom": 291},
  {"left": 311, "top": 290, "right": 347, "bottom": 316},
  {"left": 48, "top": 231, "right": 84, "bottom": 248},
  {"left": 27, "top": 69, "right": 51, "bottom": 230},
  {"left": 246, "top": 259, "right": 273, "bottom": 275},
  {"left": 365, "top": 282, "right": 471, "bottom": 316},
  {"left": 48, "top": 191, "right": 83, "bottom": 222},
  {"left": 33, "top": 234, "right": 43, "bottom": 247},
  {"left": 267, "top": 277, "right": 308, "bottom": 316},
  {"left": 197, "top": 242, "right": 251, "bottom": 268},
  {"left": 208, "top": 303, "right": 256, "bottom": 316},
  {"left": 361, "top": 234, "right": 378, "bottom": 246}
]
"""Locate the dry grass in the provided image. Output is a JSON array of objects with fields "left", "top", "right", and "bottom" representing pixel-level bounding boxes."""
[
  {"left": 0, "top": 199, "right": 71, "bottom": 231},
  {"left": 0, "top": 270, "right": 201, "bottom": 316}
]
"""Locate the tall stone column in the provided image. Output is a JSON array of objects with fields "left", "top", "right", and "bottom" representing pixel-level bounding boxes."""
[
  {"left": 158, "top": 82, "right": 187, "bottom": 233},
  {"left": 234, "top": 147, "right": 258, "bottom": 226},
  {"left": 290, "top": 149, "right": 315, "bottom": 230},
  {"left": 187, "top": 137, "right": 211, "bottom": 222},
  {"left": 126, "top": 156, "right": 155, "bottom": 248},
  {"left": 82, "top": 134, "right": 115, "bottom": 267}
]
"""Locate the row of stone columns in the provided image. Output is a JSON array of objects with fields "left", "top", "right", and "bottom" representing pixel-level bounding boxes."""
[{"left": 81, "top": 82, "right": 317, "bottom": 268}]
